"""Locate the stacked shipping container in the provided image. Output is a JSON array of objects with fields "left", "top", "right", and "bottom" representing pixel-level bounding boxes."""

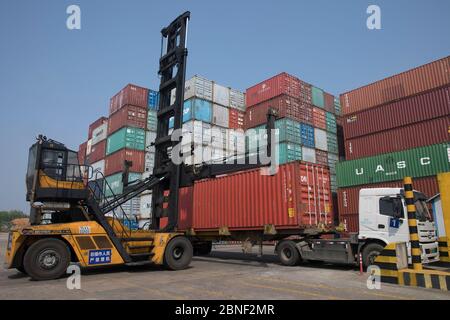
[
  {"left": 169, "top": 75, "right": 247, "bottom": 165},
  {"left": 338, "top": 56, "right": 450, "bottom": 232},
  {"left": 244, "top": 72, "right": 342, "bottom": 192}
]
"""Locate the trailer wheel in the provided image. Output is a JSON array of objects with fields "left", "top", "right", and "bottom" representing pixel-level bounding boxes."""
[
  {"left": 362, "top": 243, "right": 384, "bottom": 268},
  {"left": 277, "top": 240, "right": 300, "bottom": 266},
  {"left": 164, "top": 236, "right": 193, "bottom": 270},
  {"left": 23, "top": 238, "right": 71, "bottom": 281}
]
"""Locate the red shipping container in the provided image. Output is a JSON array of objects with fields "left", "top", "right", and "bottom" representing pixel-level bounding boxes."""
[
  {"left": 245, "top": 95, "right": 313, "bottom": 129},
  {"left": 340, "top": 56, "right": 450, "bottom": 115},
  {"left": 338, "top": 176, "right": 440, "bottom": 232},
  {"left": 246, "top": 72, "right": 302, "bottom": 107},
  {"left": 228, "top": 108, "right": 245, "bottom": 129},
  {"left": 86, "top": 140, "right": 106, "bottom": 164},
  {"left": 345, "top": 116, "right": 450, "bottom": 160},
  {"left": 109, "top": 84, "right": 149, "bottom": 115},
  {"left": 312, "top": 107, "right": 327, "bottom": 130},
  {"left": 104, "top": 149, "right": 145, "bottom": 176},
  {"left": 315, "top": 150, "right": 328, "bottom": 166},
  {"left": 107, "top": 105, "right": 148, "bottom": 135},
  {"left": 323, "top": 92, "right": 335, "bottom": 114},
  {"left": 175, "top": 162, "right": 334, "bottom": 232},
  {"left": 343, "top": 86, "right": 450, "bottom": 140},
  {"left": 88, "top": 117, "right": 108, "bottom": 140},
  {"left": 78, "top": 141, "right": 87, "bottom": 165}
]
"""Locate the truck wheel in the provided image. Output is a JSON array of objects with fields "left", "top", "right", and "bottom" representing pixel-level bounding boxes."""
[
  {"left": 23, "top": 238, "right": 71, "bottom": 281},
  {"left": 277, "top": 240, "right": 300, "bottom": 266},
  {"left": 16, "top": 266, "right": 27, "bottom": 274},
  {"left": 164, "top": 236, "right": 193, "bottom": 270},
  {"left": 362, "top": 243, "right": 384, "bottom": 268}
]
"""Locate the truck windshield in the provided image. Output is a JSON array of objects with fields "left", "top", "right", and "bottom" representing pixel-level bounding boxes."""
[{"left": 415, "top": 200, "right": 432, "bottom": 222}]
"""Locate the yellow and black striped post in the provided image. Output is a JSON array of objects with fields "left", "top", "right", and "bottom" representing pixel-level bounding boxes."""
[{"left": 403, "top": 177, "right": 423, "bottom": 271}]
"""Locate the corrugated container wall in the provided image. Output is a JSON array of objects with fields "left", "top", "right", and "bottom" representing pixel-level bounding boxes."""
[
  {"left": 338, "top": 176, "right": 440, "bottom": 232},
  {"left": 177, "top": 162, "right": 334, "bottom": 231},
  {"left": 213, "top": 83, "right": 230, "bottom": 106},
  {"left": 228, "top": 108, "right": 245, "bottom": 129},
  {"left": 109, "top": 84, "right": 149, "bottom": 115},
  {"left": 343, "top": 85, "right": 450, "bottom": 140},
  {"left": 246, "top": 73, "right": 303, "bottom": 107},
  {"left": 212, "top": 104, "right": 229, "bottom": 127},
  {"left": 340, "top": 56, "right": 450, "bottom": 115},
  {"left": 230, "top": 89, "right": 246, "bottom": 111},
  {"left": 245, "top": 95, "right": 313, "bottom": 129},
  {"left": 87, "top": 139, "right": 106, "bottom": 164},
  {"left": 88, "top": 117, "right": 108, "bottom": 140},
  {"left": 183, "top": 98, "right": 212, "bottom": 123},
  {"left": 104, "top": 149, "right": 145, "bottom": 176},
  {"left": 311, "top": 87, "right": 324, "bottom": 108},
  {"left": 184, "top": 75, "right": 213, "bottom": 101},
  {"left": 108, "top": 105, "right": 147, "bottom": 135},
  {"left": 78, "top": 142, "right": 87, "bottom": 165},
  {"left": 104, "top": 172, "right": 142, "bottom": 197},
  {"left": 106, "top": 127, "right": 146, "bottom": 155},
  {"left": 91, "top": 122, "right": 108, "bottom": 146},
  {"left": 147, "top": 89, "right": 160, "bottom": 110},
  {"left": 336, "top": 143, "right": 450, "bottom": 188},
  {"left": 344, "top": 116, "right": 449, "bottom": 160}
]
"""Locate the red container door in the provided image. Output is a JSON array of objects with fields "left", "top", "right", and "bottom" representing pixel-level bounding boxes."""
[
  {"left": 88, "top": 117, "right": 108, "bottom": 139},
  {"left": 107, "top": 105, "right": 148, "bottom": 135},
  {"left": 109, "top": 84, "right": 149, "bottom": 115},
  {"left": 88, "top": 140, "right": 106, "bottom": 164},
  {"left": 104, "top": 149, "right": 145, "bottom": 176}
]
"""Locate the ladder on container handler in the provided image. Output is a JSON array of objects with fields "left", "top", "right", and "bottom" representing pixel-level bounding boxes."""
[
  {"left": 151, "top": 12, "right": 190, "bottom": 232},
  {"left": 85, "top": 169, "right": 168, "bottom": 263}
]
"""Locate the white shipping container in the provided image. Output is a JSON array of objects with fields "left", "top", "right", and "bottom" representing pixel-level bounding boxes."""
[
  {"left": 302, "top": 146, "right": 317, "bottom": 163},
  {"left": 213, "top": 83, "right": 230, "bottom": 106},
  {"left": 184, "top": 75, "right": 213, "bottom": 101},
  {"left": 140, "top": 193, "right": 152, "bottom": 219},
  {"left": 89, "top": 159, "right": 105, "bottom": 181},
  {"left": 212, "top": 104, "right": 229, "bottom": 127},
  {"left": 138, "top": 219, "right": 152, "bottom": 229},
  {"left": 314, "top": 128, "right": 328, "bottom": 151},
  {"left": 180, "top": 120, "right": 212, "bottom": 146},
  {"left": 227, "top": 129, "right": 246, "bottom": 154},
  {"left": 120, "top": 197, "right": 141, "bottom": 217},
  {"left": 145, "top": 152, "right": 155, "bottom": 173},
  {"left": 210, "top": 125, "right": 227, "bottom": 149},
  {"left": 86, "top": 139, "right": 93, "bottom": 155},
  {"left": 92, "top": 122, "right": 108, "bottom": 145},
  {"left": 145, "top": 131, "right": 157, "bottom": 153},
  {"left": 230, "top": 89, "right": 246, "bottom": 111}
]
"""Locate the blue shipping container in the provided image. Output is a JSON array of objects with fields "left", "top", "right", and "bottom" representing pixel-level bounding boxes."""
[
  {"left": 300, "top": 123, "right": 315, "bottom": 148},
  {"left": 169, "top": 98, "right": 213, "bottom": 128},
  {"left": 148, "top": 90, "right": 160, "bottom": 110}
]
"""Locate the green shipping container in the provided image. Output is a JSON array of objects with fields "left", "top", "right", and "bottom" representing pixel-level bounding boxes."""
[
  {"left": 311, "top": 86, "right": 325, "bottom": 109},
  {"left": 278, "top": 142, "right": 302, "bottom": 164},
  {"left": 334, "top": 97, "right": 341, "bottom": 115},
  {"left": 326, "top": 112, "right": 337, "bottom": 134},
  {"left": 326, "top": 132, "right": 338, "bottom": 154},
  {"left": 336, "top": 143, "right": 450, "bottom": 188},
  {"left": 106, "top": 127, "right": 146, "bottom": 155},
  {"left": 147, "top": 110, "right": 157, "bottom": 131},
  {"left": 104, "top": 172, "right": 142, "bottom": 198}
]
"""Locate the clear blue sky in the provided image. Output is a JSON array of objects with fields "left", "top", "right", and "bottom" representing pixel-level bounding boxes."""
[{"left": 0, "top": 0, "right": 449, "bottom": 212}]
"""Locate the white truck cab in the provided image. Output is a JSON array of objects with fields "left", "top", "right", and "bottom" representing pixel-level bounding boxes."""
[{"left": 358, "top": 188, "right": 439, "bottom": 264}]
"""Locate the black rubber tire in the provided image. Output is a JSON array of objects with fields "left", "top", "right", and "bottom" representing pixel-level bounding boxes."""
[
  {"left": 194, "top": 241, "right": 213, "bottom": 256},
  {"left": 164, "top": 236, "right": 193, "bottom": 270},
  {"left": 362, "top": 243, "right": 384, "bottom": 268},
  {"left": 23, "top": 238, "right": 71, "bottom": 281},
  {"left": 16, "top": 265, "right": 27, "bottom": 274},
  {"left": 277, "top": 240, "right": 300, "bottom": 266}
]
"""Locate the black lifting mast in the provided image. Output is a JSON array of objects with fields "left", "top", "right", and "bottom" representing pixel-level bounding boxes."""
[{"left": 151, "top": 12, "right": 190, "bottom": 231}]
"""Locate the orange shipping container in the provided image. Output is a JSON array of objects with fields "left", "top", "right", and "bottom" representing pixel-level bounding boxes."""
[
  {"left": 175, "top": 162, "right": 334, "bottom": 231},
  {"left": 104, "top": 149, "right": 145, "bottom": 176},
  {"left": 340, "top": 56, "right": 450, "bottom": 115},
  {"left": 312, "top": 107, "right": 326, "bottom": 130},
  {"left": 228, "top": 108, "right": 245, "bottom": 129}
]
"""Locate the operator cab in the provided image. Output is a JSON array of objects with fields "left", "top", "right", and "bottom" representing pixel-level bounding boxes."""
[{"left": 26, "top": 135, "right": 90, "bottom": 224}]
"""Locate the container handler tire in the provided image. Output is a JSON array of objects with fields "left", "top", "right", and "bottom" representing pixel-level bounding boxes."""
[
  {"left": 164, "top": 236, "right": 193, "bottom": 270},
  {"left": 23, "top": 238, "right": 71, "bottom": 281},
  {"left": 362, "top": 243, "right": 384, "bottom": 268},
  {"left": 277, "top": 240, "right": 300, "bottom": 266}
]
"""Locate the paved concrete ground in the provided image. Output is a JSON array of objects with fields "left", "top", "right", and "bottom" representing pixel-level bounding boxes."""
[{"left": 0, "top": 233, "right": 449, "bottom": 300}]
